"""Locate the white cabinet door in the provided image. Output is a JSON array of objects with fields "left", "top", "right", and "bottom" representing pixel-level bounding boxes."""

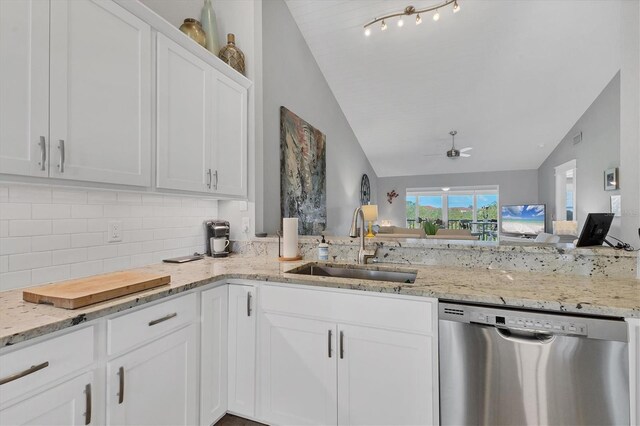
[
  {"left": 0, "top": 0, "right": 49, "bottom": 177},
  {"left": 49, "top": 0, "right": 151, "bottom": 186},
  {"left": 227, "top": 284, "right": 257, "bottom": 417},
  {"left": 0, "top": 372, "right": 94, "bottom": 425},
  {"left": 337, "top": 324, "right": 435, "bottom": 426},
  {"left": 628, "top": 318, "right": 640, "bottom": 426},
  {"left": 107, "top": 325, "right": 197, "bottom": 426},
  {"left": 201, "top": 285, "right": 228, "bottom": 426},
  {"left": 259, "top": 313, "right": 338, "bottom": 426},
  {"left": 156, "top": 33, "right": 213, "bottom": 193},
  {"left": 211, "top": 72, "right": 248, "bottom": 197}
]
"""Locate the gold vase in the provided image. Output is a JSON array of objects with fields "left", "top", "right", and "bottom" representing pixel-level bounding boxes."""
[
  {"left": 179, "top": 18, "right": 206, "bottom": 48},
  {"left": 218, "top": 33, "right": 246, "bottom": 75}
]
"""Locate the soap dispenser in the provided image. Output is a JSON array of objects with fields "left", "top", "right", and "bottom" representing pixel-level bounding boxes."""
[{"left": 318, "top": 235, "right": 329, "bottom": 261}]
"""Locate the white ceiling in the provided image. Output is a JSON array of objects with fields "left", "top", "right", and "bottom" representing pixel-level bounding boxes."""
[{"left": 285, "top": 0, "right": 623, "bottom": 177}]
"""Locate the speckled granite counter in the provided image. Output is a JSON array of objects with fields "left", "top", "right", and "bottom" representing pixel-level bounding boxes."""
[{"left": 1, "top": 256, "right": 638, "bottom": 347}]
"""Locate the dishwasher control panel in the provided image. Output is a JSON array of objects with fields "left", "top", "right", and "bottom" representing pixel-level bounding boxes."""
[{"left": 471, "top": 310, "right": 587, "bottom": 336}]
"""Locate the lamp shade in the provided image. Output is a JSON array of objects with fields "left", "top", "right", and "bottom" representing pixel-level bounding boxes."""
[{"left": 362, "top": 204, "right": 378, "bottom": 222}]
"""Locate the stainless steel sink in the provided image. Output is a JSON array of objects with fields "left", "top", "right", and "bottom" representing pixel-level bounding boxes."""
[{"left": 287, "top": 263, "right": 417, "bottom": 284}]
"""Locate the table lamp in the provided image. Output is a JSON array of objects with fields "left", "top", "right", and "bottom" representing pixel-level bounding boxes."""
[{"left": 361, "top": 204, "right": 378, "bottom": 238}]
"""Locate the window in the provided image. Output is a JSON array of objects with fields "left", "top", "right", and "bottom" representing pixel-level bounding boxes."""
[{"left": 406, "top": 186, "right": 499, "bottom": 234}]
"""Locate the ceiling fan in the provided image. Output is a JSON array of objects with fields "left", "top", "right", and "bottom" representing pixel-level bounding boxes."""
[{"left": 424, "top": 131, "right": 472, "bottom": 159}]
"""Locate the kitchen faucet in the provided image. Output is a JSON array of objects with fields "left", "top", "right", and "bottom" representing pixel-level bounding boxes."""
[{"left": 349, "top": 207, "right": 377, "bottom": 264}]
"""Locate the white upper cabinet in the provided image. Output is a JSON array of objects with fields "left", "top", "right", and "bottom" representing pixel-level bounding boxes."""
[
  {"left": 211, "top": 73, "right": 248, "bottom": 197},
  {"left": 0, "top": 0, "right": 49, "bottom": 177},
  {"left": 49, "top": 0, "right": 151, "bottom": 186},
  {"left": 156, "top": 33, "right": 213, "bottom": 193}
]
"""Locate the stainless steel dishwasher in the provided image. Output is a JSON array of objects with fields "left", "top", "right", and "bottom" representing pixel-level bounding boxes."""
[{"left": 439, "top": 302, "right": 629, "bottom": 425}]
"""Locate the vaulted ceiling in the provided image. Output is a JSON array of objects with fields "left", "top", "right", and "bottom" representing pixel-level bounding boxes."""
[{"left": 285, "top": 0, "right": 623, "bottom": 177}]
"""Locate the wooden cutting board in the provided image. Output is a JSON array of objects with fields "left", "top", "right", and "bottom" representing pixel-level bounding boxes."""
[{"left": 23, "top": 271, "right": 171, "bottom": 309}]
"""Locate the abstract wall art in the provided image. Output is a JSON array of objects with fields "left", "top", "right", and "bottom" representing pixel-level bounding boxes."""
[{"left": 280, "top": 107, "right": 326, "bottom": 235}]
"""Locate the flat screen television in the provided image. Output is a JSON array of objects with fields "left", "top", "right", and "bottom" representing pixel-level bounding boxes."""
[{"left": 500, "top": 204, "right": 546, "bottom": 236}]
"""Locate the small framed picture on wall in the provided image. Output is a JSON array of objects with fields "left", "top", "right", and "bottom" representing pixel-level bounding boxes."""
[{"left": 604, "top": 167, "right": 619, "bottom": 191}]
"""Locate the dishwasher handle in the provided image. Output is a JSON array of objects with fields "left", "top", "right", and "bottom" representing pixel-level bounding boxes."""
[{"left": 495, "top": 326, "right": 555, "bottom": 344}]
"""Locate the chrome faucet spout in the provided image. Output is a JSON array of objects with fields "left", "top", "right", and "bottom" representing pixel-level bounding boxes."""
[{"left": 350, "top": 207, "right": 377, "bottom": 264}]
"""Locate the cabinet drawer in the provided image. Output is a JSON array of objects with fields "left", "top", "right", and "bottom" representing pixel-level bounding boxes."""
[
  {"left": 0, "top": 326, "right": 94, "bottom": 405},
  {"left": 107, "top": 293, "right": 196, "bottom": 356},
  {"left": 261, "top": 285, "right": 435, "bottom": 334}
]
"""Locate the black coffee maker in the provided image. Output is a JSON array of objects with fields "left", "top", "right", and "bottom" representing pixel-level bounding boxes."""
[{"left": 205, "top": 220, "right": 230, "bottom": 257}]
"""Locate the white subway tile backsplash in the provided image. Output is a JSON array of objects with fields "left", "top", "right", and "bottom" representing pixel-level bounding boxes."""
[
  {"left": 52, "top": 248, "right": 87, "bottom": 265},
  {"left": 69, "top": 260, "right": 104, "bottom": 279},
  {"left": 9, "top": 220, "right": 51, "bottom": 237},
  {"left": 32, "top": 235, "right": 71, "bottom": 252},
  {"left": 32, "top": 204, "right": 70, "bottom": 219},
  {"left": 0, "top": 184, "right": 218, "bottom": 290},
  {"left": 0, "top": 270, "right": 31, "bottom": 291},
  {"left": 71, "top": 204, "right": 103, "bottom": 219},
  {"left": 9, "top": 251, "right": 51, "bottom": 271},
  {"left": 71, "top": 232, "right": 104, "bottom": 248},
  {"left": 87, "top": 245, "right": 118, "bottom": 260},
  {"left": 103, "top": 256, "right": 131, "bottom": 273},
  {"left": 9, "top": 185, "right": 51, "bottom": 203},
  {"left": 0, "top": 237, "right": 32, "bottom": 255},
  {"left": 53, "top": 219, "right": 88, "bottom": 234},
  {"left": 0, "top": 203, "right": 31, "bottom": 220},
  {"left": 31, "top": 265, "right": 70, "bottom": 285},
  {"left": 52, "top": 188, "right": 87, "bottom": 204}
]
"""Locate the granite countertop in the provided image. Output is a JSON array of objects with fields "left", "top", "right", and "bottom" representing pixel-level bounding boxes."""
[{"left": 1, "top": 256, "right": 639, "bottom": 347}]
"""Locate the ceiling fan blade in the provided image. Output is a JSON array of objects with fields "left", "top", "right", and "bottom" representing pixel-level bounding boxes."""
[
  {"left": 461, "top": 153, "right": 471, "bottom": 158},
  {"left": 459, "top": 147, "right": 473, "bottom": 152}
]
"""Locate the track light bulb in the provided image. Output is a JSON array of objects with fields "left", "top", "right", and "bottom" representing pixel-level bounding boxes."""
[
  {"left": 381, "top": 20, "right": 387, "bottom": 31},
  {"left": 433, "top": 10, "right": 440, "bottom": 21},
  {"left": 364, "top": 27, "right": 371, "bottom": 36},
  {"left": 397, "top": 18, "right": 404, "bottom": 27},
  {"left": 453, "top": 1, "right": 460, "bottom": 13},
  {"left": 416, "top": 14, "right": 422, "bottom": 25}
]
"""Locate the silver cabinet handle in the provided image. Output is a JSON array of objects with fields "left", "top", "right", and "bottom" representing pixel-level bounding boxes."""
[
  {"left": 148, "top": 312, "right": 177, "bottom": 326},
  {"left": 38, "top": 136, "right": 46, "bottom": 171},
  {"left": 117, "top": 366, "right": 124, "bottom": 404},
  {"left": 57, "top": 140, "right": 65, "bottom": 173},
  {"left": 339, "top": 331, "right": 344, "bottom": 359},
  {"left": 213, "top": 170, "right": 218, "bottom": 190},
  {"left": 207, "top": 168, "right": 212, "bottom": 189},
  {"left": 247, "top": 292, "right": 252, "bottom": 317},
  {"left": 0, "top": 361, "right": 49, "bottom": 385},
  {"left": 84, "top": 383, "right": 92, "bottom": 425},
  {"left": 328, "top": 330, "right": 332, "bottom": 358}
]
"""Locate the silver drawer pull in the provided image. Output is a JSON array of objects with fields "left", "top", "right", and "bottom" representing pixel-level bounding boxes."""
[
  {"left": 118, "top": 366, "right": 124, "bottom": 404},
  {"left": 58, "top": 139, "right": 65, "bottom": 173},
  {"left": 0, "top": 361, "right": 49, "bottom": 385},
  {"left": 214, "top": 170, "right": 218, "bottom": 190},
  {"left": 328, "top": 330, "right": 332, "bottom": 358},
  {"left": 38, "top": 136, "right": 46, "bottom": 170},
  {"left": 148, "top": 312, "right": 177, "bottom": 326},
  {"left": 207, "top": 168, "right": 212, "bottom": 189},
  {"left": 84, "top": 383, "right": 92, "bottom": 425},
  {"left": 247, "top": 292, "right": 252, "bottom": 317},
  {"left": 340, "top": 331, "right": 345, "bottom": 359}
]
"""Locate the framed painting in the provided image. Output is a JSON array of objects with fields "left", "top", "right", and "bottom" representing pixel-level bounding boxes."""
[{"left": 280, "top": 107, "right": 326, "bottom": 235}]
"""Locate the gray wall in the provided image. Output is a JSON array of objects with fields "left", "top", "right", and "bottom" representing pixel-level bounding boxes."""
[
  {"left": 262, "top": 0, "right": 378, "bottom": 236},
  {"left": 538, "top": 73, "right": 621, "bottom": 236},
  {"left": 377, "top": 170, "right": 539, "bottom": 227}
]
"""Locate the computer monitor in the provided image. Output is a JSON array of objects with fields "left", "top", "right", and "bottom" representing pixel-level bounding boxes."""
[{"left": 576, "top": 213, "right": 615, "bottom": 247}]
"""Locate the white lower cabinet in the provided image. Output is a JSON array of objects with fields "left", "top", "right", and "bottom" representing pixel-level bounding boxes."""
[
  {"left": 0, "top": 372, "right": 94, "bottom": 425},
  {"left": 337, "top": 324, "right": 434, "bottom": 426},
  {"left": 260, "top": 313, "right": 338, "bottom": 425},
  {"left": 628, "top": 318, "right": 640, "bottom": 425},
  {"left": 227, "top": 284, "right": 257, "bottom": 418},
  {"left": 201, "top": 285, "right": 229, "bottom": 426},
  {"left": 106, "top": 325, "right": 198, "bottom": 426},
  {"left": 258, "top": 284, "right": 439, "bottom": 426}
]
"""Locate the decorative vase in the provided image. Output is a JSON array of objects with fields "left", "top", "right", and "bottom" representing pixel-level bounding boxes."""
[
  {"left": 200, "top": 0, "right": 220, "bottom": 55},
  {"left": 219, "top": 33, "right": 246, "bottom": 75},
  {"left": 179, "top": 18, "right": 206, "bottom": 48}
]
